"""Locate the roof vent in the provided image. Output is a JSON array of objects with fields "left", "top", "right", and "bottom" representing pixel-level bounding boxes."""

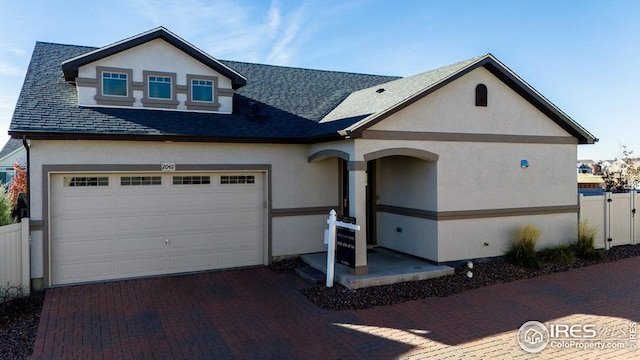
[
  {"left": 246, "top": 101, "right": 265, "bottom": 122},
  {"left": 376, "top": 88, "right": 385, "bottom": 94}
]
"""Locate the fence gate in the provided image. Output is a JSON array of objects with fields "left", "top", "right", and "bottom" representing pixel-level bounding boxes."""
[{"left": 579, "top": 192, "right": 638, "bottom": 250}]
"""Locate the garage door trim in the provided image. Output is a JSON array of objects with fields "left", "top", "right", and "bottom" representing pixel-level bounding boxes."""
[{"left": 42, "top": 163, "right": 272, "bottom": 287}]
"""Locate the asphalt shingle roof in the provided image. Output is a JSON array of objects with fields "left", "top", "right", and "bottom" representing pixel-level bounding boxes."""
[
  {"left": 9, "top": 42, "right": 399, "bottom": 141},
  {"left": 0, "top": 138, "right": 22, "bottom": 159},
  {"left": 322, "top": 55, "right": 486, "bottom": 122},
  {"left": 8, "top": 40, "right": 596, "bottom": 144}
]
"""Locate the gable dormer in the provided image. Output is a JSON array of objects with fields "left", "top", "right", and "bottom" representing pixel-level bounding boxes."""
[{"left": 62, "top": 27, "right": 246, "bottom": 114}]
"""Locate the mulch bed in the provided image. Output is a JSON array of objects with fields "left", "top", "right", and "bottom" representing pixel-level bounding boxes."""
[
  {"left": 271, "top": 245, "right": 640, "bottom": 311},
  {"left": 0, "top": 291, "right": 44, "bottom": 360}
]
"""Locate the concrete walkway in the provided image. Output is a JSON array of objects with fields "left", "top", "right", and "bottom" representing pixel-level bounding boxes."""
[{"left": 32, "top": 258, "right": 640, "bottom": 359}]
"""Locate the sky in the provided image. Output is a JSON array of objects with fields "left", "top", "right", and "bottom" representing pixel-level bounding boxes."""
[{"left": 0, "top": 0, "right": 638, "bottom": 160}]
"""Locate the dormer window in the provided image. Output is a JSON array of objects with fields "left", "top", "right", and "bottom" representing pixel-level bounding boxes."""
[
  {"left": 102, "top": 72, "right": 128, "bottom": 97},
  {"left": 185, "top": 74, "right": 222, "bottom": 111},
  {"left": 192, "top": 79, "right": 213, "bottom": 102},
  {"left": 94, "top": 66, "right": 134, "bottom": 106},
  {"left": 149, "top": 76, "right": 172, "bottom": 99},
  {"left": 141, "top": 71, "right": 178, "bottom": 109}
]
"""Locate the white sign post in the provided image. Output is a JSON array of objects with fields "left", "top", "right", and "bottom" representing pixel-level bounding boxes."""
[{"left": 326, "top": 209, "right": 360, "bottom": 287}]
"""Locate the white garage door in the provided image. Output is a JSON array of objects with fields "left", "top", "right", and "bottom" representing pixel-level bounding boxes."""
[{"left": 50, "top": 172, "right": 265, "bottom": 285}]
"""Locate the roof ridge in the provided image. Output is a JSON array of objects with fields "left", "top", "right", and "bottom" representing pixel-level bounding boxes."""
[
  {"left": 221, "top": 59, "right": 401, "bottom": 79},
  {"left": 35, "top": 41, "right": 98, "bottom": 49}
]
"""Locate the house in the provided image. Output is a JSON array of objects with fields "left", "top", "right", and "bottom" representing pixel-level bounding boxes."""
[
  {"left": 8, "top": 27, "right": 596, "bottom": 289},
  {"left": 0, "top": 138, "right": 26, "bottom": 185},
  {"left": 577, "top": 162, "right": 593, "bottom": 174},
  {"left": 577, "top": 173, "right": 604, "bottom": 196}
]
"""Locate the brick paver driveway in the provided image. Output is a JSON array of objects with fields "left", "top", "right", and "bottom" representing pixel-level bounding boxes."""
[{"left": 32, "top": 258, "right": 640, "bottom": 359}]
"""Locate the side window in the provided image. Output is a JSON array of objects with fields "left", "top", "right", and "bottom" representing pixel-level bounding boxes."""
[
  {"left": 475, "top": 84, "right": 488, "bottom": 107},
  {"left": 191, "top": 79, "right": 213, "bottom": 102},
  {"left": 102, "top": 72, "right": 128, "bottom": 97}
]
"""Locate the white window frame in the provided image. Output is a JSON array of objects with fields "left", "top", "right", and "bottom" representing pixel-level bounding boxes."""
[{"left": 101, "top": 71, "right": 128, "bottom": 97}]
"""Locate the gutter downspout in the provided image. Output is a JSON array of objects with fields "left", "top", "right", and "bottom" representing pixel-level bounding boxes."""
[{"left": 22, "top": 136, "right": 30, "bottom": 218}]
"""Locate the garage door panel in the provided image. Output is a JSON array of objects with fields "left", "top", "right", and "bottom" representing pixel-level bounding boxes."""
[
  {"left": 170, "top": 232, "right": 215, "bottom": 249},
  {"left": 217, "top": 230, "right": 260, "bottom": 249},
  {"left": 52, "top": 195, "right": 112, "bottom": 213},
  {"left": 217, "top": 191, "right": 261, "bottom": 207},
  {"left": 169, "top": 193, "right": 215, "bottom": 207},
  {"left": 169, "top": 213, "right": 215, "bottom": 228},
  {"left": 54, "top": 261, "right": 114, "bottom": 284},
  {"left": 117, "top": 257, "right": 165, "bottom": 276},
  {"left": 169, "top": 253, "right": 216, "bottom": 271},
  {"left": 116, "top": 236, "right": 167, "bottom": 253},
  {"left": 115, "top": 214, "right": 167, "bottom": 232},
  {"left": 51, "top": 172, "right": 265, "bottom": 286},
  {"left": 217, "top": 249, "right": 260, "bottom": 267},
  {"left": 54, "top": 217, "right": 114, "bottom": 235},
  {"left": 114, "top": 194, "right": 167, "bottom": 211},
  {"left": 58, "top": 238, "right": 113, "bottom": 257},
  {"left": 218, "top": 210, "right": 260, "bottom": 228}
]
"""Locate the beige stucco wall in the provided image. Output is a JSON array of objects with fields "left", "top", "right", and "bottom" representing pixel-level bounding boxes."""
[
  {"left": 376, "top": 156, "right": 437, "bottom": 210},
  {"left": 369, "top": 66, "right": 569, "bottom": 137},
  {"left": 77, "top": 39, "right": 234, "bottom": 112},
  {"left": 376, "top": 213, "right": 438, "bottom": 260},
  {"left": 356, "top": 65, "right": 579, "bottom": 262},
  {"left": 28, "top": 140, "right": 340, "bottom": 278},
  {"left": 436, "top": 213, "right": 578, "bottom": 262},
  {"left": 355, "top": 139, "right": 577, "bottom": 211}
]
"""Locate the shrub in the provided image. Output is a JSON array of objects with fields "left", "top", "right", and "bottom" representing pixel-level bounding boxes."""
[
  {"left": 0, "top": 186, "right": 15, "bottom": 226},
  {"left": 504, "top": 224, "right": 542, "bottom": 269},
  {"left": 572, "top": 221, "right": 602, "bottom": 261},
  {"left": 539, "top": 245, "right": 575, "bottom": 265},
  {"left": 9, "top": 160, "right": 27, "bottom": 208}
]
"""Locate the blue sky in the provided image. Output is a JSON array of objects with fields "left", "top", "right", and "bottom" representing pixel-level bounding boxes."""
[{"left": 0, "top": 0, "right": 638, "bottom": 160}]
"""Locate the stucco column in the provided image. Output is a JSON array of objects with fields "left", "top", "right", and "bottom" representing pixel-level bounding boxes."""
[{"left": 349, "top": 164, "right": 368, "bottom": 275}]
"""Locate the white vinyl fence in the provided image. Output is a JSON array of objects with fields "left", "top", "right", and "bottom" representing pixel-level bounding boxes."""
[
  {"left": 0, "top": 218, "right": 30, "bottom": 296},
  {"left": 578, "top": 193, "right": 640, "bottom": 249}
]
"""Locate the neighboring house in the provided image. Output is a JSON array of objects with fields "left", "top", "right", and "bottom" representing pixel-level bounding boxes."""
[
  {"left": 0, "top": 138, "right": 26, "bottom": 185},
  {"left": 577, "top": 173, "right": 604, "bottom": 196},
  {"left": 8, "top": 27, "right": 596, "bottom": 289},
  {"left": 577, "top": 162, "right": 593, "bottom": 174}
]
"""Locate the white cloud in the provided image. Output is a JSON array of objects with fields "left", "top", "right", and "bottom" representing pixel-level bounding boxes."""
[
  {"left": 127, "top": 0, "right": 310, "bottom": 66},
  {"left": 266, "top": 2, "right": 305, "bottom": 65}
]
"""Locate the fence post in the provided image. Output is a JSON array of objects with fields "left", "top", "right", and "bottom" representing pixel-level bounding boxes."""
[
  {"left": 21, "top": 218, "right": 30, "bottom": 296},
  {"left": 604, "top": 192, "right": 611, "bottom": 250},
  {"left": 633, "top": 192, "right": 638, "bottom": 246}
]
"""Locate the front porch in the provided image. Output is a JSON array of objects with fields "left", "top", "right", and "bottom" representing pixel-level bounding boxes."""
[{"left": 300, "top": 247, "right": 454, "bottom": 290}]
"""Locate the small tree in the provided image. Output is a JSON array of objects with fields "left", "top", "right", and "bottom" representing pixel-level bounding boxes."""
[
  {"left": 0, "top": 187, "right": 13, "bottom": 225},
  {"left": 9, "top": 160, "right": 27, "bottom": 208},
  {"left": 603, "top": 145, "right": 639, "bottom": 192}
]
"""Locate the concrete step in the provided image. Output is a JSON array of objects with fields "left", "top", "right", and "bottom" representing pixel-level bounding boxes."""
[{"left": 295, "top": 266, "right": 325, "bottom": 285}]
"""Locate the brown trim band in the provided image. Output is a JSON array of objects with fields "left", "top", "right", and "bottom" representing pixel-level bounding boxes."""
[
  {"left": 362, "top": 130, "right": 578, "bottom": 144},
  {"left": 272, "top": 206, "right": 338, "bottom": 217},
  {"left": 377, "top": 204, "right": 579, "bottom": 221},
  {"left": 348, "top": 161, "right": 366, "bottom": 171},
  {"left": 30, "top": 220, "right": 44, "bottom": 231}
]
